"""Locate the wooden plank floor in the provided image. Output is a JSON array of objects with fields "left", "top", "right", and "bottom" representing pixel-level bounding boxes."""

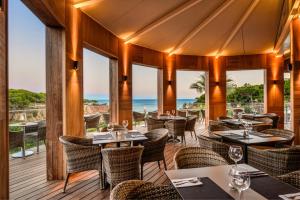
[{"left": 9, "top": 125, "right": 206, "bottom": 200}]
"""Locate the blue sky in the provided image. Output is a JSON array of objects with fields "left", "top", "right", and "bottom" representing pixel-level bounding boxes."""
[{"left": 9, "top": 0, "right": 264, "bottom": 100}]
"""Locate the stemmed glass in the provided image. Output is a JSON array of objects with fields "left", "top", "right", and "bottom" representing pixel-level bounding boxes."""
[
  {"left": 166, "top": 110, "right": 170, "bottom": 116},
  {"left": 231, "top": 167, "right": 251, "bottom": 199},
  {"left": 122, "top": 120, "right": 128, "bottom": 132},
  {"left": 172, "top": 109, "right": 176, "bottom": 116},
  {"left": 228, "top": 145, "right": 243, "bottom": 168},
  {"left": 107, "top": 122, "right": 114, "bottom": 134},
  {"left": 238, "top": 112, "right": 242, "bottom": 122}
]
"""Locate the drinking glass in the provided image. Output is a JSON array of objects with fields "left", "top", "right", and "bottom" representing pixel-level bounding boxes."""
[
  {"left": 107, "top": 122, "right": 114, "bottom": 134},
  {"left": 231, "top": 167, "right": 251, "bottom": 199},
  {"left": 228, "top": 145, "right": 243, "bottom": 167},
  {"left": 172, "top": 109, "right": 176, "bottom": 116},
  {"left": 122, "top": 120, "right": 128, "bottom": 129},
  {"left": 238, "top": 113, "right": 242, "bottom": 121},
  {"left": 166, "top": 111, "right": 170, "bottom": 116}
]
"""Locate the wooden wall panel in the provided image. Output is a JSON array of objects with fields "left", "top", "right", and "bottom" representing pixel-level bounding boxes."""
[
  {"left": 109, "top": 58, "right": 119, "bottom": 123},
  {"left": 22, "top": 0, "right": 65, "bottom": 27},
  {"left": 82, "top": 13, "right": 118, "bottom": 58},
  {"left": 264, "top": 54, "right": 284, "bottom": 128},
  {"left": 290, "top": 17, "right": 300, "bottom": 144},
  {"left": 46, "top": 27, "right": 65, "bottom": 180},
  {"left": 64, "top": 0, "right": 84, "bottom": 137},
  {"left": 175, "top": 55, "right": 209, "bottom": 71},
  {"left": 225, "top": 54, "right": 268, "bottom": 70},
  {"left": 205, "top": 57, "right": 227, "bottom": 121},
  {"left": 161, "top": 54, "right": 177, "bottom": 113},
  {"left": 118, "top": 41, "right": 133, "bottom": 129},
  {"left": 0, "top": 0, "right": 9, "bottom": 198},
  {"left": 131, "top": 45, "right": 163, "bottom": 68}
]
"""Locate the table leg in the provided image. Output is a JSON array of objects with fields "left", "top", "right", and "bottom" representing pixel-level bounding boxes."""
[{"left": 244, "top": 144, "right": 248, "bottom": 164}]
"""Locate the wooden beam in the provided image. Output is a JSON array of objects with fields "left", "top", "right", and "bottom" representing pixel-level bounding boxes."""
[
  {"left": 216, "top": 0, "right": 260, "bottom": 57},
  {"left": 125, "top": 0, "right": 203, "bottom": 43},
  {"left": 274, "top": 0, "right": 300, "bottom": 53},
  {"left": 0, "top": 0, "right": 9, "bottom": 198},
  {"left": 169, "top": 0, "right": 235, "bottom": 55},
  {"left": 73, "top": 0, "right": 103, "bottom": 8}
]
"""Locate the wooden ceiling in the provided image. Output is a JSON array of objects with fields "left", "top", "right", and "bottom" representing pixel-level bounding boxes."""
[{"left": 77, "top": 0, "right": 284, "bottom": 56}]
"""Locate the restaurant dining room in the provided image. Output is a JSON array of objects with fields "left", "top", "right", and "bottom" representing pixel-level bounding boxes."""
[{"left": 2, "top": 0, "right": 300, "bottom": 199}]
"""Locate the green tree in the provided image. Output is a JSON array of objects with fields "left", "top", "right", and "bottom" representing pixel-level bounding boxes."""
[{"left": 9, "top": 89, "right": 46, "bottom": 109}]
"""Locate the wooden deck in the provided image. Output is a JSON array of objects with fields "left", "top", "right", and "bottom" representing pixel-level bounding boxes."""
[{"left": 9, "top": 126, "right": 205, "bottom": 200}]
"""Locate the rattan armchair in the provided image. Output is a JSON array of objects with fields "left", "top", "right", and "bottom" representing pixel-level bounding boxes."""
[
  {"left": 248, "top": 146, "right": 300, "bottom": 176},
  {"left": 261, "top": 129, "right": 295, "bottom": 146},
  {"left": 278, "top": 170, "right": 300, "bottom": 189},
  {"left": 187, "top": 110, "right": 200, "bottom": 120},
  {"left": 147, "top": 111, "right": 158, "bottom": 118},
  {"left": 165, "top": 119, "right": 187, "bottom": 145},
  {"left": 266, "top": 113, "right": 280, "bottom": 128},
  {"left": 185, "top": 116, "right": 197, "bottom": 140},
  {"left": 200, "top": 109, "right": 205, "bottom": 123},
  {"left": 102, "top": 146, "right": 144, "bottom": 189},
  {"left": 174, "top": 147, "right": 228, "bottom": 169},
  {"left": 208, "top": 120, "right": 231, "bottom": 132},
  {"left": 84, "top": 114, "right": 100, "bottom": 132},
  {"left": 59, "top": 136, "right": 102, "bottom": 192},
  {"left": 146, "top": 117, "right": 165, "bottom": 131},
  {"left": 26, "top": 120, "right": 46, "bottom": 153},
  {"left": 177, "top": 110, "right": 187, "bottom": 117},
  {"left": 197, "top": 135, "right": 236, "bottom": 164},
  {"left": 9, "top": 130, "right": 25, "bottom": 157},
  {"left": 141, "top": 128, "right": 169, "bottom": 179},
  {"left": 133, "top": 111, "right": 145, "bottom": 125},
  {"left": 110, "top": 180, "right": 180, "bottom": 200},
  {"left": 102, "top": 113, "right": 110, "bottom": 125}
]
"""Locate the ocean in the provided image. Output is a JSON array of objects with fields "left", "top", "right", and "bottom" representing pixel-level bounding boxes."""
[{"left": 96, "top": 99, "right": 196, "bottom": 112}]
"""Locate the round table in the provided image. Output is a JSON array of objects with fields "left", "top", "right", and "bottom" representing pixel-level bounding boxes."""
[{"left": 9, "top": 122, "right": 38, "bottom": 158}]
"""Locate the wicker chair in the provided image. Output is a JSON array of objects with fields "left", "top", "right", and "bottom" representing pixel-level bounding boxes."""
[
  {"left": 102, "top": 146, "right": 144, "bottom": 189},
  {"left": 266, "top": 113, "right": 280, "bottom": 128},
  {"left": 252, "top": 123, "right": 273, "bottom": 132},
  {"left": 110, "top": 180, "right": 180, "bottom": 200},
  {"left": 261, "top": 129, "right": 295, "bottom": 146},
  {"left": 177, "top": 110, "right": 187, "bottom": 117},
  {"left": 197, "top": 135, "right": 236, "bottom": 164},
  {"left": 217, "top": 116, "right": 232, "bottom": 120},
  {"left": 208, "top": 120, "right": 231, "bottom": 132},
  {"left": 165, "top": 119, "right": 187, "bottom": 145},
  {"left": 141, "top": 129, "right": 169, "bottom": 179},
  {"left": 26, "top": 120, "right": 46, "bottom": 153},
  {"left": 84, "top": 114, "right": 100, "bottom": 132},
  {"left": 174, "top": 147, "right": 228, "bottom": 169},
  {"left": 278, "top": 170, "right": 300, "bottom": 189},
  {"left": 187, "top": 110, "right": 200, "bottom": 120},
  {"left": 9, "top": 130, "right": 25, "bottom": 157},
  {"left": 146, "top": 117, "right": 165, "bottom": 131},
  {"left": 102, "top": 113, "right": 110, "bottom": 125},
  {"left": 59, "top": 136, "right": 102, "bottom": 192},
  {"left": 185, "top": 116, "right": 197, "bottom": 140},
  {"left": 147, "top": 111, "right": 158, "bottom": 118},
  {"left": 233, "top": 108, "right": 244, "bottom": 119},
  {"left": 247, "top": 146, "right": 300, "bottom": 176},
  {"left": 200, "top": 109, "right": 205, "bottom": 123},
  {"left": 133, "top": 111, "right": 145, "bottom": 125}
]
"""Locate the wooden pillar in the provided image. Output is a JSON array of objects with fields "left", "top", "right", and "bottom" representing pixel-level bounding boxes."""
[
  {"left": 161, "top": 54, "right": 176, "bottom": 113},
  {"left": 0, "top": 0, "right": 9, "bottom": 198},
  {"left": 65, "top": 0, "right": 84, "bottom": 136},
  {"left": 46, "top": 27, "right": 65, "bottom": 180},
  {"left": 205, "top": 57, "right": 226, "bottom": 121},
  {"left": 118, "top": 41, "right": 133, "bottom": 129},
  {"left": 264, "top": 54, "right": 284, "bottom": 128},
  {"left": 109, "top": 58, "right": 119, "bottom": 124},
  {"left": 290, "top": 17, "right": 300, "bottom": 144}
]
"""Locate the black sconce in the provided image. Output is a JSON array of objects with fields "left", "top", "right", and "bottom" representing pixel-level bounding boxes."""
[
  {"left": 122, "top": 75, "right": 128, "bottom": 82},
  {"left": 0, "top": 0, "right": 2, "bottom": 11},
  {"left": 273, "top": 80, "right": 278, "bottom": 84},
  {"left": 168, "top": 80, "right": 172, "bottom": 85},
  {"left": 215, "top": 81, "right": 220, "bottom": 86},
  {"left": 73, "top": 60, "right": 79, "bottom": 71}
]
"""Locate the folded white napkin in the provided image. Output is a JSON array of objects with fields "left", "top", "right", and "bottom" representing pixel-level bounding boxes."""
[
  {"left": 171, "top": 177, "right": 202, "bottom": 188},
  {"left": 279, "top": 192, "right": 300, "bottom": 200}
]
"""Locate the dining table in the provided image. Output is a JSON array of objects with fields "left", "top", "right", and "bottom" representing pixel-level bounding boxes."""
[
  {"left": 9, "top": 122, "right": 39, "bottom": 158},
  {"left": 156, "top": 115, "right": 186, "bottom": 121},
  {"left": 166, "top": 164, "right": 300, "bottom": 200},
  {"left": 202, "top": 129, "right": 288, "bottom": 163},
  {"left": 221, "top": 118, "right": 263, "bottom": 126}
]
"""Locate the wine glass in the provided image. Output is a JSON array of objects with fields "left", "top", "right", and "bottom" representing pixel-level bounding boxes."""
[
  {"left": 172, "top": 109, "right": 176, "bottom": 116},
  {"left": 122, "top": 120, "right": 128, "bottom": 129},
  {"left": 228, "top": 145, "right": 243, "bottom": 168},
  {"left": 231, "top": 167, "right": 251, "bottom": 199},
  {"left": 107, "top": 122, "right": 114, "bottom": 134},
  {"left": 166, "top": 110, "right": 170, "bottom": 116},
  {"left": 238, "top": 112, "right": 242, "bottom": 122}
]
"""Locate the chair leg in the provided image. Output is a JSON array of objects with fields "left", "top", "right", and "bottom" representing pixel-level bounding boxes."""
[
  {"left": 194, "top": 130, "right": 197, "bottom": 140},
  {"left": 63, "top": 173, "right": 70, "bottom": 193},
  {"left": 157, "top": 161, "right": 161, "bottom": 169},
  {"left": 141, "top": 164, "right": 144, "bottom": 180},
  {"left": 184, "top": 136, "right": 186, "bottom": 146},
  {"left": 190, "top": 131, "right": 193, "bottom": 138},
  {"left": 163, "top": 158, "right": 167, "bottom": 170},
  {"left": 37, "top": 139, "right": 40, "bottom": 154}
]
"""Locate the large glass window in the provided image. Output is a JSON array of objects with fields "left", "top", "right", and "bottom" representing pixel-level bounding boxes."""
[{"left": 284, "top": 72, "right": 291, "bottom": 130}]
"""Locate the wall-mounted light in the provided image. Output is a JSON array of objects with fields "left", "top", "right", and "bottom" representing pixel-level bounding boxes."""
[
  {"left": 215, "top": 81, "right": 220, "bottom": 86},
  {"left": 73, "top": 60, "right": 79, "bottom": 71},
  {"left": 122, "top": 75, "right": 128, "bottom": 82},
  {"left": 273, "top": 80, "right": 278, "bottom": 84},
  {"left": 0, "top": 0, "right": 3, "bottom": 11},
  {"left": 168, "top": 80, "right": 172, "bottom": 85}
]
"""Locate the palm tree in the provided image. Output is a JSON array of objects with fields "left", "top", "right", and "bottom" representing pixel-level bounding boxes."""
[{"left": 190, "top": 74, "right": 235, "bottom": 94}]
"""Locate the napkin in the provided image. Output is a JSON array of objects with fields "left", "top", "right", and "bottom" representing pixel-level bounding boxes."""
[
  {"left": 279, "top": 192, "right": 300, "bottom": 200},
  {"left": 171, "top": 177, "right": 203, "bottom": 188}
]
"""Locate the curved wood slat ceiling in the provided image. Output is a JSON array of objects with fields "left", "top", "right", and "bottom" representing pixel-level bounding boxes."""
[{"left": 78, "top": 0, "right": 283, "bottom": 56}]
